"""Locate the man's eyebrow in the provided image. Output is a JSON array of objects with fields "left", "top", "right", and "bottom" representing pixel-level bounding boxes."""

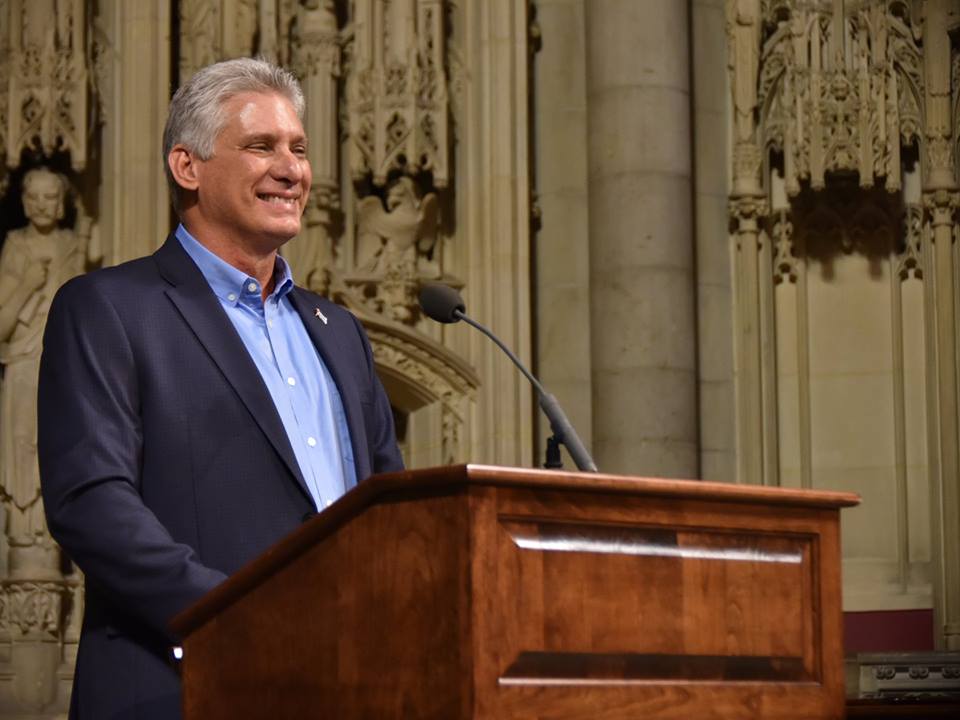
[
  {"left": 239, "top": 132, "right": 277, "bottom": 145},
  {"left": 239, "top": 132, "right": 308, "bottom": 146}
]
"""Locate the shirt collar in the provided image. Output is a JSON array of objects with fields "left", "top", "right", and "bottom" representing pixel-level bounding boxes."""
[{"left": 175, "top": 224, "right": 295, "bottom": 305}]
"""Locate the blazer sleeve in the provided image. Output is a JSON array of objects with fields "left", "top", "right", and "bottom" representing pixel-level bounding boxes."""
[
  {"left": 350, "top": 312, "right": 404, "bottom": 475},
  {"left": 38, "top": 278, "right": 227, "bottom": 641}
]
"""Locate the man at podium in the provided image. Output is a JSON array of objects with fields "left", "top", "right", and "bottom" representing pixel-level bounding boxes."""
[{"left": 37, "top": 57, "right": 403, "bottom": 720}]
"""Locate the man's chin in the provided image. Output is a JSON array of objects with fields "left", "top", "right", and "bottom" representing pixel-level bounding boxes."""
[{"left": 260, "top": 222, "right": 302, "bottom": 248}]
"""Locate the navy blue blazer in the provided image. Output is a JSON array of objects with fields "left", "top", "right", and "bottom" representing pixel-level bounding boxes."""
[{"left": 38, "top": 236, "right": 403, "bottom": 720}]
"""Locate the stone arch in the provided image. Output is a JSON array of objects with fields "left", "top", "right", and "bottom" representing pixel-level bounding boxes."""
[{"left": 355, "top": 310, "right": 479, "bottom": 468}]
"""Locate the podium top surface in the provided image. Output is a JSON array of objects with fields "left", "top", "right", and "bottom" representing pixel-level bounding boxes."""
[{"left": 170, "top": 464, "right": 859, "bottom": 637}]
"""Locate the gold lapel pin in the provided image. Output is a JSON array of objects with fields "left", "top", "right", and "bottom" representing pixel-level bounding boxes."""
[{"left": 314, "top": 308, "right": 328, "bottom": 325}]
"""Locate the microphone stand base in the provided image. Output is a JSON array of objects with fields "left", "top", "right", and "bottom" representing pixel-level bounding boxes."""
[{"left": 543, "top": 435, "right": 563, "bottom": 470}]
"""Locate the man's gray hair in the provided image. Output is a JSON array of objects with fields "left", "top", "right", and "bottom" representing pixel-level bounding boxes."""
[{"left": 162, "top": 57, "right": 305, "bottom": 212}]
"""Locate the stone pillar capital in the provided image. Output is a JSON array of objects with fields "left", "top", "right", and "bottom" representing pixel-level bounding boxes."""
[
  {"left": 924, "top": 132, "right": 956, "bottom": 190},
  {"left": 922, "top": 189, "right": 960, "bottom": 231},
  {"left": 729, "top": 194, "right": 769, "bottom": 232}
]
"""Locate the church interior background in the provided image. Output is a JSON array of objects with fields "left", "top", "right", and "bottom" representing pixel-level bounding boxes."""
[{"left": 0, "top": 0, "right": 957, "bottom": 715}]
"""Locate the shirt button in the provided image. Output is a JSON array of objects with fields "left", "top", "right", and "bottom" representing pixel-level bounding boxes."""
[
  {"left": 307, "top": 437, "right": 317, "bottom": 447},
  {"left": 247, "top": 282, "right": 258, "bottom": 292},
  {"left": 267, "top": 320, "right": 273, "bottom": 328},
  {"left": 227, "top": 293, "right": 237, "bottom": 302},
  {"left": 287, "top": 377, "right": 296, "bottom": 386}
]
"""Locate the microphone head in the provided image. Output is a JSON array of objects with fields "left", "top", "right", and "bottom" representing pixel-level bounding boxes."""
[{"left": 419, "top": 283, "right": 465, "bottom": 324}]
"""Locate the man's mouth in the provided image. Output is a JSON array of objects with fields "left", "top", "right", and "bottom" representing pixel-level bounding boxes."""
[{"left": 256, "top": 193, "right": 300, "bottom": 208}]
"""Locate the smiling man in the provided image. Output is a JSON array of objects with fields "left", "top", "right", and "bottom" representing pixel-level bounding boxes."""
[{"left": 37, "top": 58, "right": 403, "bottom": 720}]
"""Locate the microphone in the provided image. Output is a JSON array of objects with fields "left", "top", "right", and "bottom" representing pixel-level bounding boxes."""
[{"left": 419, "top": 283, "right": 598, "bottom": 473}]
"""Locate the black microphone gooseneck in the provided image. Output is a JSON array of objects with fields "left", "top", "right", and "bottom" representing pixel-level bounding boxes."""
[{"left": 419, "top": 283, "right": 598, "bottom": 473}]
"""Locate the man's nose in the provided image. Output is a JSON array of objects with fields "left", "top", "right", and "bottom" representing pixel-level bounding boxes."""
[{"left": 272, "top": 148, "right": 306, "bottom": 182}]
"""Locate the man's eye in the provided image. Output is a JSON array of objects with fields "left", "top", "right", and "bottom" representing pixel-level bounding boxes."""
[{"left": 293, "top": 145, "right": 307, "bottom": 156}]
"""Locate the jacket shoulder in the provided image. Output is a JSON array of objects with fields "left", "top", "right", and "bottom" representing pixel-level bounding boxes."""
[{"left": 55, "top": 255, "right": 161, "bottom": 302}]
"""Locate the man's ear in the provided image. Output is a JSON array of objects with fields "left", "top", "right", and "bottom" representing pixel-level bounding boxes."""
[{"left": 168, "top": 145, "right": 201, "bottom": 192}]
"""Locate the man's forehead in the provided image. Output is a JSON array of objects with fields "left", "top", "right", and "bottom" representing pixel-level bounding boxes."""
[
  {"left": 220, "top": 91, "right": 305, "bottom": 138},
  {"left": 224, "top": 91, "right": 297, "bottom": 117}
]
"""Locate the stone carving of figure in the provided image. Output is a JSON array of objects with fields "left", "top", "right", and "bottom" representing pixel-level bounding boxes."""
[
  {"left": 355, "top": 176, "right": 440, "bottom": 322},
  {"left": 356, "top": 176, "right": 440, "bottom": 278},
  {"left": 0, "top": 167, "right": 101, "bottom": 557}
]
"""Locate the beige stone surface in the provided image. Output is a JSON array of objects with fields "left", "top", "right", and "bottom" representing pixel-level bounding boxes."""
[
  {"left": 592, "top": 366, "right": 698, "bottom": 478},
  {"left": 698, "top": 282, "right": 734, "bottom": 379},
  {"left": 99, "top": 0, "right": 173, "bottom": 264},
  {"left": 694, "top": 198, "right": 733, "bottom": 285},
  {"left": 535, "top": 192, "right": 590, "bottom": 283},
  {"left": 584, "top": 0, "right": 691, "bottom": 91},
  {"left": 700, "top": 448, "right": 734, "bottom": 482},
  {"left": 590, "top": 269, "right": 696, "bottom": 372},
  {"left": 818, "top": 466, "right": 899, "bottom": 558},
  {"left": 596, "top": 438, "right": 701, "bottom": 481},
  {"left": 587, "top": 88, "right": 692, "bottom": 179},
  {"left": 694, "top": 0, "right": 734, "bottom": 482},
  {"left": 809, "top": 374, "right": 897, "bottom": 467},
  {"left": 537, "top": 111, "right": 590, "bottom": 191},
  {"left": 698, "top": 379, "right": 735, "bottom": 450},
  {"left": 694, "top": 110, "right": 729, "bottom": 196},
  {"left": 533, "top": 0, "right": 593, "bottom": 462},
  {"left": 584, "top": 0, "right": 696, "bottom": 477},
  {"left": 692, "top": 2, "right": 729, "bottom": 113},
  {"left": 588, "top": 173, "right": 694, "bottom": 272}
]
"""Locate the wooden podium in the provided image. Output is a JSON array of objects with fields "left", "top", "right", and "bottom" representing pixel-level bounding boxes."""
[{"left": 171, "top": 465, "right": 859, "bottom": 719}]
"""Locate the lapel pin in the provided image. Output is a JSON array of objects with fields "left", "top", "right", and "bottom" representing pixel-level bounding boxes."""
[{"left": 314, "top": 308, "right": 328, "bottom": 325}]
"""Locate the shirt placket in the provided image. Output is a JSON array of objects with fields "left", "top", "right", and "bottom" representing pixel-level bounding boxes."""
[{"left": 264, "top": 293, "right": 329, "bottom": 507}]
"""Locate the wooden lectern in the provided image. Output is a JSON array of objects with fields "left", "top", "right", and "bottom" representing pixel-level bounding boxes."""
[{"left": 171, "top": 465, "right": 859, "bottom": 720}]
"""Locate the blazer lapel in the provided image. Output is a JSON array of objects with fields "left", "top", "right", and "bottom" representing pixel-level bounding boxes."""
[
  {"left": 153, "top": 237, "right": 313, "bottom": 504},
  {"left": 288, "top": 289, "right": 370, "bottom": 488}
]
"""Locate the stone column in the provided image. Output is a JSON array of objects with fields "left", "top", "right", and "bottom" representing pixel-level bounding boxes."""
[
  {"left": 452, "top": 0, "right": 534, "bottom": 467},
  {"left": 584, "top": 0, "right": 697, "bottom": 476},
  {"left": 925, "top": 191, "right": 960, "bottom": 650},
  {"left": 285, "top": 0, "right": 340, "bottom": 290},
  {"left": 922, "top": 0, "right": 960, "bottom": 652},
  {"left": 725, "top": 0, "right": 768, "bottom": 486},
  {"left": 693, "top": 0, "right": 734, "bottom": 482},
  {"left": 99, "top": 0, "right": 172, "bottom": 264},
  {"left": 533, "top": 0, "right": 593, "bottom": 467}
]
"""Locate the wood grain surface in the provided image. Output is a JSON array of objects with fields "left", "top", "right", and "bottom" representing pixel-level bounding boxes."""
[{"left": 175, "top": 465, "right": 858, "bottom": 719}]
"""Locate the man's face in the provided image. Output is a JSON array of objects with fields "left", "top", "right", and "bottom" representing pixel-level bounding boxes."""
[
  {"left": 23, "top": 173, "right": 64, "bottom": 233},
  {"left": 193, "top": 91, "right": 312, "bottom": 251}
]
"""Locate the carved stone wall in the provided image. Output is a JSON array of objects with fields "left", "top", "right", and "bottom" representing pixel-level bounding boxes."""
[
  {"left": 726, "top": 0, "right": 960, "bottom": 649},
  {"left": 0, "top": 0, "right": 956, "bottom": 712},
  {"left": 3, "top": 0, "right": 90, "bottom": 172},
  {"left": 0, "top": 0, "right": 533, "bottom": 715},
  {"left": 0, "top": 2, "right": 102, "bottom": 713}
]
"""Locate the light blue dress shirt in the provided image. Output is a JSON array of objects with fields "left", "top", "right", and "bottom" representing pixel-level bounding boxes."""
[{"left": 176, "top": 224, "right": 356, "bottom": 510}]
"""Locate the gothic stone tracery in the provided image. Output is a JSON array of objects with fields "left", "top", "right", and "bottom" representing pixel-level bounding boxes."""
[
  {"left": 0, "top": 1, "right": 472, "bottom": 716},
  {"left": 727, "top": 0, "right": 960, "bottom": 649}
]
